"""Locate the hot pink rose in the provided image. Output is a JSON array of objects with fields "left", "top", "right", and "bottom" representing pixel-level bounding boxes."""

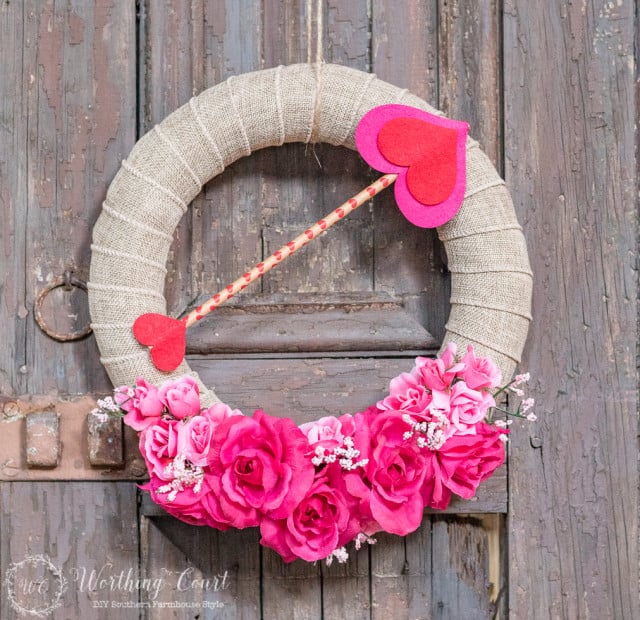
[
  {"left": 159, "top": 376, "right": 201, "bottom": 419},
  {"left": 177, "top": 403, "right": 242, "bottom": 466},
  {"left": 344, "top": 410, "right": 428, "bottom": 537},
  {"left": 377, "top": 372, "right": 433, "bottom": 417},
  {"left": 140, "top": 417, "right": 180, "bottom": 479},
  {"left": 260, "top": 464, "right": 360, "bottom": 563},
  {"left": 299, "top": 414, "right": 355, "bottom": 454},
  {"left": 117, "top": 379, "right": 164, "bottom": 431},
  {"left": 422, "top": 422, "right": 506, "bottom": 510},
  {"left": 448, "top": 382, "right": 495, "bottom": 435},
  {"left": 460, "top": 345, "right": 502, "bottom": 389},
  {"left": 142, "top": 475, "right": 228, "bottom": 529},
  {"left": 207, "top": 410, "right": 315, "bottom": 529}
]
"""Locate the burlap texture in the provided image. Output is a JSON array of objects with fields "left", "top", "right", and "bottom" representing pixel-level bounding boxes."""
[{"left": 88, "top": 63, "right": 532, "bottom": 405}]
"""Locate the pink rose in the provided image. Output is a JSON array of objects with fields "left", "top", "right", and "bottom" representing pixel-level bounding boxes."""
[
  {"left": 299, "top": 414, "right": 355, "bottom": 454},
  {"left": 260, "top": 464, "right": 360, "bottom": 563},
  {"left": 460, "top": 345, "right": 502, "bottom": 389},
  {"left": 422, "top": 422, "right": 506, "bottom": 510},
  {"left": 448, "top": 382, "right": 495, "bottom": 435},
  {"left": 142, "top": 475, "right": 228, "bottom": 529},
  {"left": 117, "top": 379, "right": 164, "bottom": 431},
  {"left": 207, "top": 410, "right": 315, "bottom": 529},
  {"left": 177, "top": 403, "right": 242, "bottom": 467},
  {"left": 344, "top": 410, "right": 428, "bottom": 537},
  {"left": 139, "top": 417, "right": 180, "bottom": 479},
  {"left": 440, "top": 342, "right": 458, "bottom": 367},
  {"left": 201, "top": 402, "right": 244, "bottom": 423},
  {"left": 159, "top": 376, "right": 201, "bottom": 419},
  {"left": 177, "top": 416, "right": 215, "bottom": 467},
  {"left": 413, "top": 355, "right": 465, "bottom": 393},
  {"left": 377, "top": 372, "right": 433, "bottom": 417}
]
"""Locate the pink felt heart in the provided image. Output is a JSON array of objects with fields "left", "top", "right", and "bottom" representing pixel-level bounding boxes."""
[
  {"left": 377, "top": 117, "right": 458, "bottom": 205},
  {"left": 133, "top": 313, "right": 187, "bottom": 372},
  {"left": 355, "top": 104, "right": 469, "bottom": 228}
]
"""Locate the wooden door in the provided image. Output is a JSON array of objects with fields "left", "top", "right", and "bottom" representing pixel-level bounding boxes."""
[{"left": 0, "top": 2, "right": 635, "bottom": 619}]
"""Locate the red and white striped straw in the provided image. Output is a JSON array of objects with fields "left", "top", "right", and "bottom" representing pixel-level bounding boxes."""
[{"left": 184, "top": 173, "right": 397, "bottom": 328}]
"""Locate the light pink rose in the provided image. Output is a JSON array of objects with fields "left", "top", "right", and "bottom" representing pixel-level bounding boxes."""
[
  {"left": 201, "top": 402, "right": 244, "bottom": 423},
  {"left": 448, "top": 382, "right": 495, "bottom": 435},
  {"left": 177, "top": 416, "right": 215, "bottom": 467},
  {"left": 344, "top": 410, "right": 428, "bottom": 537},
  {"left": 460, "top": 345, "right": 502, "bottom": 389},
  {"left": 260, "top": 463, "right": 360, "bottom": 563},
  {"left": 177, "top": 403, "right": 243, "bottom": 466},
  {"left": 299, "top": 414, "right": 355, "bottom": 454},
  {"left": 207, "top": 410, "right": 315, "bottom": 529},
  {"left": 117, "top": 379, "right": 164, "bottom": 432},
  {"left": 159, "top": 376, "right": 201, "bottom": 419},
  {"left": 440, "top": 342, "right": 458, "bottom": 367},
  {"left": 378, "top": 372, "right": 433, "bottom": 417},
  {"left": 422, "top": 422, "right": 506, "bottom": 510},
  {"left": 413, "top": 355, "right": 465, "bottom": 393},
  {"left": 140, "top": 418, "right": 180, "bottom": 479}
]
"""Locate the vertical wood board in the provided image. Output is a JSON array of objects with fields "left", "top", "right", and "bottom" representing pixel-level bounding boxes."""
[{"left": 504, "top": 1, "right": 638, "bottom": 618}]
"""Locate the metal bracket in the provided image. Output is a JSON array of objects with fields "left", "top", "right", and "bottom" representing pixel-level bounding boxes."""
[{"left": 0, "top": 396, "right": 147, "bottom": 481}]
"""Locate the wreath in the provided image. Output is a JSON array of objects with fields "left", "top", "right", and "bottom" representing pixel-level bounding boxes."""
[{"left": 88, "top": 63, "right": 533, "bottom": 564}]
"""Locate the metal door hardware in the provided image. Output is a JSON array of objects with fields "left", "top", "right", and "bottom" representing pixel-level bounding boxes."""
[
  {"left": 0, "top": 397, "right": 146, "bottom": 481},
  {"left": 34, "top": 270, "right": 93, "bottom": 342}
]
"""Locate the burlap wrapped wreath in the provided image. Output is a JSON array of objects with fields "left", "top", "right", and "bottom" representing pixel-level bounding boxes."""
[{"left": 88, "top": 63, "right": 532, "bottom": 406}]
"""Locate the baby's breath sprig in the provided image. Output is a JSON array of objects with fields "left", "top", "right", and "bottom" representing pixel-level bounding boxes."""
[
  {"left": 487, "top": 372, "right": 536, "bottom": 426},
  {"left": 89, "top": 396, "right": 126, "bottom": 423}
]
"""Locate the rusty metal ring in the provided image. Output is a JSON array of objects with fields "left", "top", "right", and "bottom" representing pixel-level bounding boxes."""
[{"left": 34, "top": 271, "right": 93, "bottom": 342}]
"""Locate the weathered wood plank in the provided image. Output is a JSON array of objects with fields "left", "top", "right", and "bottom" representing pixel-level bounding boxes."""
[
  {"left": 430, "top": 516, "right": 493, "bottom": 619},
  {"left": 321, "top": 545, "right": 371, "bottom": 619},
  {"left": 504, "top": 1, "right": 638, "bottom": 618},
  {"left": 0, "top": 0, "right": 29, "bottom": 397},
  {"left": 370, "top": 0, "right": 452, "bottom": 343},
  {"left": 186, "top": 293, "right": 437, "bottom": 354},
  {"left": 1, "top": 0, "right": 135, "bottom": 395},
  {"left": 261, "top": 550, "right": 322, "bottom": 619},
  {"left": 0, "top": 482, "right": 138, "bottom": 619},
  {"left": 438, "top": 0, "right": 501, "bottom": 169},
  {"left": 370, "top": 519, "right": 432, "bottom": 620},
  {"left": 260, "top": 0, "right": 374, "bottom": 299},
  {"left": 191, "top": 356, "right": 432, "bottom": 422},
  {"left": 140, "top": 516, "right": 260, "bottom": 619},
  {"left": 142, "top": 0, "right": 265, "bottom": 316}
]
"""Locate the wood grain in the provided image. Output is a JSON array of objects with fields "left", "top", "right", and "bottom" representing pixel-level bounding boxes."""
[
  {"left": 0, "top": 482, "right": 139, "bottom": 619},
  {"left": 431, "top": 516, "right": 493, "bottom": 619},
  {"left": 140, "top": 516, "right": 260, "bottom": 619},
  {"left": 5, "top": 1, "right": 633, "bottom": 617},
  {"left": 504, "top": 1, "right": 638, "bottom": 618},
  {"left": 371, "top": 0, "right": 450, "bottom": 342},
  {"left": 438, "top": 0, "right": 501, "bottom": 170},
  {"left": 185, "top": 293, "right": 438, "bottom": 354},
  {"left": 0, "top": 0, "right": 135, "bottom": 395}
]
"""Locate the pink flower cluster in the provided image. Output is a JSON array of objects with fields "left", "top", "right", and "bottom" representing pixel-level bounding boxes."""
[{"left": 115, "top": 344, "right": 509, "bottom": 564}]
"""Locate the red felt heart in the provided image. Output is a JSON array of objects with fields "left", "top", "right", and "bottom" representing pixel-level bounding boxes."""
[
  {"left": 377, "top": 117, "right": 458, "bottom": 205},
  {"left": 133, "top": 313, "right": 187, "bottom": 372}
]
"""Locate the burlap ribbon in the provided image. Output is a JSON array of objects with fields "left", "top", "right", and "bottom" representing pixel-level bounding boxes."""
[{"left": 88, "top": 63, "right": 532, "bottom": 405}]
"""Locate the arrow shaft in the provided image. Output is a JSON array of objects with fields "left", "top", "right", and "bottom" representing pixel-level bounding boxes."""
[{"left": 184, "top": 173, "right": 397, "bottom": 328}]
